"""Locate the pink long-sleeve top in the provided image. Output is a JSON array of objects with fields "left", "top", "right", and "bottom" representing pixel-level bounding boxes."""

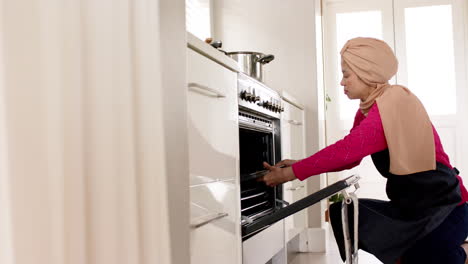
[{"left": 291, "top": 103, "right": 468, "bottom": 204}]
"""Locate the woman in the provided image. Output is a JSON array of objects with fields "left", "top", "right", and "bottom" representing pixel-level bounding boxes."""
[{"left": 260, "top": 37, "right": 468, "bottom": 264}]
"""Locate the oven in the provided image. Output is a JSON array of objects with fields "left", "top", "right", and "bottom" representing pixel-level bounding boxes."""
[
  {"left": 239, "top": 111, "right": 283, "bottom": 240},
  {"left": 236, "top": 73, "right": 362, "bottom": 264},
  {"left": 237, "top": 73, "right": 287, "bottom": 242}
]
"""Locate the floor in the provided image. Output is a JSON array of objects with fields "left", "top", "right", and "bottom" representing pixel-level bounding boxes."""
[{"left": 289, "top": 228, "right": 383, "bottom": 264}]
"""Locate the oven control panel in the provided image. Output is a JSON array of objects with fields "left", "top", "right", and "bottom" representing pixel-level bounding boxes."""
[{"left": 238, "top": 73, "right": 283, "bottom": 119}]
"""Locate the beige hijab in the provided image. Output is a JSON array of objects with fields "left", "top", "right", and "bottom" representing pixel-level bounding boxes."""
[{"left": 341, "top": 37, "right": 435, "bottom": 175}]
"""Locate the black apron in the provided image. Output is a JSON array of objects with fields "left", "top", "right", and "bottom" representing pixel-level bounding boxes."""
[{"left": 329, "top": 149, "right": 462, "bottom": 264}]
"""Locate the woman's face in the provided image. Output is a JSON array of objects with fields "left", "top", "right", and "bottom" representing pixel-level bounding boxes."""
[{"left": 340, "top": 59, "right": 372, "bottom": 101}]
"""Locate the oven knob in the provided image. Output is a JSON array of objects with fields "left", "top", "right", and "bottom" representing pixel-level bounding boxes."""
[
  {"left": 275, "top": 102, "right": 280, "bottom": 111},
  {"left": 245, "top": 92, "right": 253, "bottom": 101},
  {"left": 251, "top": 89, "right": 256, "bottom": 102},
  {"left": 240, "top": 90, "right": 247, "bottom": 100}
]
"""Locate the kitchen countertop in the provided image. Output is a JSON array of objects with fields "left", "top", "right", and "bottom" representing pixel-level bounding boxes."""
[
  {"left": 281, "top": 91, "right": 305, "bottom": 110},
  {"left": 187, "top": 32, "right": 240, "bottom": 73}
]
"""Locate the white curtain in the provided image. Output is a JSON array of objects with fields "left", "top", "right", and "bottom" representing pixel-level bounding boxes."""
[{"left": 0, "top": 0, "right": 188, "bottom": 263}]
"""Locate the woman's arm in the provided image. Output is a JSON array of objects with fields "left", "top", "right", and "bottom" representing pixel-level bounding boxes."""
[
  {"left": 292, "top": 104, "right": 387, "bottom": 180},
  {"left": 326, "top": 109, "right": 367, "bottom": 172}
]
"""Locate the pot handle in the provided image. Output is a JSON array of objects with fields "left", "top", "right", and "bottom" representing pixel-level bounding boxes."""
[{"left": 258, "top": 54, "right": 275, "bottom": 64}]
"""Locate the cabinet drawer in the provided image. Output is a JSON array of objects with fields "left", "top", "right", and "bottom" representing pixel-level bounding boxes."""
[
  {"left": 242, "top": 221, "right": 284, "bottom": 264},
  {"left": 187, "top": 48, "right": 239, "bottom": 185},
  {"left": 290, "top": 121, "right": 305, "bottom": 160},
  {"left": 285, "top": 104, "right": 303, "bottom": 127},
  {"left": 281, "top": 101, "right": 305, "bottom": 162},
  {"left": 283, "top": 182, "right": 308, "bottom": 241},
  {"left": 190, "top": 180, "right": 241, "bottom": 264},
  {"left": 283, "top": 181, "right": 307, "bottom": 203},
  {"left": 187, "top": 48, "right": 236, "bottom": 97}
]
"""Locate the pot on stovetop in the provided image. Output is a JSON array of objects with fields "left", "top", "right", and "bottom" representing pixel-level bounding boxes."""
[{"left": 225, "top": 51, "right": 274, "bottom": 82}]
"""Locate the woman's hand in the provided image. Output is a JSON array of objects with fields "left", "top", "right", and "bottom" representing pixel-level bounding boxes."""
[
  {"left": 259, "top": 161, "right": 297, "bottom": 187},
  {"left": 274, "top": 159, "right": 299, "bottom": 167}
]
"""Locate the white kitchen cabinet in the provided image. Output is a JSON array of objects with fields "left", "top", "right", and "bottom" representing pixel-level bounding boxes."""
[
  {"left": 190, "top": 180, "right": 241, "bottom": 264},
  {"left": 280, "top": 98, "right": 308, "bottom": 242},
  {"left": 186, "top": 46, "right": 241, "bottom": 264},
  {"left": 186, "top": 48, "right": 239, "bottom": 186}
]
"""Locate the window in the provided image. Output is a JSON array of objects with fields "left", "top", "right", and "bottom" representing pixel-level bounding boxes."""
[
  {"left": 404, "top": 5, "right": 456, "bottom": 115},
  {"left": 186, "top": 0, "right": 212, "bottom": 40}
]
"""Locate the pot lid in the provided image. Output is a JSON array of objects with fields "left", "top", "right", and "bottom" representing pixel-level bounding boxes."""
[{"left": 225, "top": 51, "right": 266, "bottom": 56}]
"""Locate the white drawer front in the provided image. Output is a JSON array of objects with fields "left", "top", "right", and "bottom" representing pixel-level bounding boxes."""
[
  {"left": 242, "top": 221, "right": 284, "bottom": 264},
  {"left": 187, "top": 48, "right": 239, "bottom": 185},
  {"left": 283, "top": 184, "right": 308, "bottom": 241},
  {"left": 290, "top": 122, "right": 305, "bottom": 170},
  {"left": 282, "top": 103, "right": 303, "bottom": 127},
  {"left": 280, "top": 100, "right": 307, "bottom": 243},
  {"left": 190, "top": 180, "right": 241, "bottom": 264},
  {"left": 187, "top": 48, "right": 235, "bottom": 99},
  {"left": 281, "top": 102, "right": 305, "bottom": 183},
  {"left": 288, "top": 104, "right": 303, "bottom": 124}
]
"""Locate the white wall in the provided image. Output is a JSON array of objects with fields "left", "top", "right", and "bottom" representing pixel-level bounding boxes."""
[{"left": 213, "top": 0, "right": 323, "bottom": 227}]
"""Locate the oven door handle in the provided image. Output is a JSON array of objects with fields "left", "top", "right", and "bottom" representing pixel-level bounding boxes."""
[
  {"left": 188, "top": 82, "right": 226, "bottom": 98},
  {"left": 190, "top": 212, "right": 229, "bottom": 229},
  {"left": 242, "top": 175, "right": 360, "bottom": 235}
]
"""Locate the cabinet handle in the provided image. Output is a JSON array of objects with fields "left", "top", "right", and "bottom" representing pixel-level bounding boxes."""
[
  {"left": 286, "top": 185, "right": 305, "bottom": 191},
  {"left": 190, "top": 212, "right": 229, "bottom": 229},
  {"left": 188, "top": 82, "right": 226, "bottom": 98},
  {"left": 287, "top": 119, "right": 303, "bottom": 126}
]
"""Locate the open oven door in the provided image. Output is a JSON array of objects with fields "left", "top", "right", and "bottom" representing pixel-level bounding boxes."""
[
  {"left": 242, "top": 175, "right": 360, "bottom": 263},
  {"left": 242, "top": 174, "right": 360, "bottom": 236},
  {"left": 242, "top": 174, "right": 360, "bottom": 264},
  {"left": 240, "top": 174, "right": 361, "bottom": 264}
]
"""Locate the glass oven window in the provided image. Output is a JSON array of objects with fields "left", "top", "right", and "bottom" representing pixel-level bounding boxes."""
[
  {"left": 239, "top": 128, "right": 274, "bottom": 175},
  {"left": 239, "top": 127, "right": 278, "bottom": 239}
]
